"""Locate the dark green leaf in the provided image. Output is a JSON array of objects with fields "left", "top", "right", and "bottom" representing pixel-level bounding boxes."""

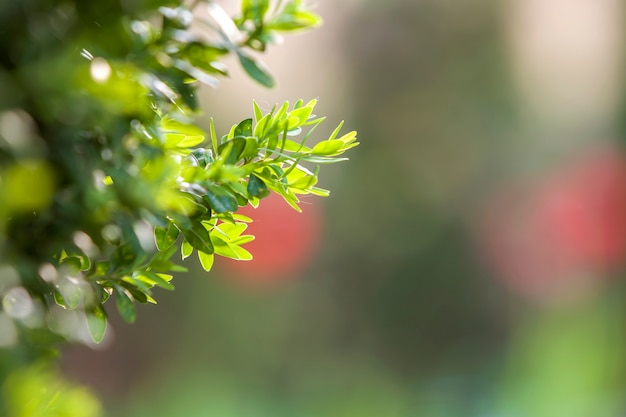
[
  {"left": 182, "top": 220, "right": 214, "bottom": 254},
  {"left": 110, "top": 243, "right": 140, "bottom": 272},
  {"left": 237, "top": 51, "right": 274, "bottom": 88},
  {"left": 115, "top": 288, "right": 136, "bottom": 324},
  {"left": 219, "top": 137, "right": 246, "bottom": 165},
  {"left": 120, "top": 281, "right": 149, "bottom": 303},
  {"left": 234, "top": 118, "right": 253, "bottom": 137},
  {"left": 247, "top": 173, "right": 270, "bottom": 198},
  {"left": 204, "top": 184, "right": 238, "bottom": 213},
  {"left": 53, "top": 290, "right": 67, "bottom": 309}
]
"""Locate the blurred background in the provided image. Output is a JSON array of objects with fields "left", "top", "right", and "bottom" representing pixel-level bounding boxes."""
[{"left": 61, "top": 0, "right": 626, "bottom": 415}]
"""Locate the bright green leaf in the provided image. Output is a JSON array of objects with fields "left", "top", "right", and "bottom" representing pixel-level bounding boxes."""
[
  {"left": 311, "top": 140, "right": 345, "bottom": 156},
  {"left": 231, "top": 245, "right": 253, "bottom": 261},
  {"left": 181, "top": 239, "right": 193, "bottom": 260},
  {"left": 198, "top": 251, "right": 215, "bottom": 271},
  {"left": 140, "top": 271, "right": 175, "bottom": 291}
]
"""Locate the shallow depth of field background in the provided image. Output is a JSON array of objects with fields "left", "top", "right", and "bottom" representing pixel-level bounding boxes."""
[{"left": 63, "top": 1, "right": 626, "bottom": 416}]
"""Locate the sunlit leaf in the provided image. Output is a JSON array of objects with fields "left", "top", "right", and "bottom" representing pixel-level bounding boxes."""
[
  {"left": 181, "top": 239, "right": 193, "bottom": 260},
  {"left": 198, "top": 251, "right": 215, "bottom": 271},
  {"left": 311, "top": 140, "right": 345, "bottom": 156},
  {"left": 140, "top": 271, "right": 175, "bottom": 291}
]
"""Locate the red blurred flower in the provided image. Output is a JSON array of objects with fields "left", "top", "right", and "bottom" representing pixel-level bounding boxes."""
[
  {"left": 219, "top": 192, "right": 322, "bottom": 288},
  {"left": 478, "top": 147, "right": 626, "bottom": 301}
]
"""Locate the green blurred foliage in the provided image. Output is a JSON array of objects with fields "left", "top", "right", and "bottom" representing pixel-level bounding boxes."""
[
  {"left": 73, "top": 1, "right": 626, "bottom": 416},
  {"left": 2, "top": 364, "right": 102, "bottom": 417},
  {"left": 0, "top": 0, "right": 356, "bottom": 414}
]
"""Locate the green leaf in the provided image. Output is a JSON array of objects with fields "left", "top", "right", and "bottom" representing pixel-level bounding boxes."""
[
  {"left": 237, "top": 51, "right": 274, "bottom": 87},
  {"left": 204, "top": 184, "right": 239, "bottom": 213},
  {"left": 172, "top": 59, "right": 220, "bottom": 88},
  {"left": 110, "top": 243, "right": 141, "bottom": 272},
  {"left": 231, "top": 245, "right": 253, "bottom": 261},
  {"left": 241, "top": 137, "right": 260, "bottom": 159},
  {"left": 57, "top": 279, "right": 82, "bottom": 310},
  {"left": 254, "top": 113, "right": 272, "bottom": 137},
  {"left": 181, "top": 239, "right": 193, "bottom": 260},
  {"left": 289, "top": 174, "right": 317, "bottom": 191},
  {"left": 154, "top": 222, "right": 180, "bottom": 251},
  {"left": 211, "top": 236, "right": 240, "bottom": 259},
  {"left": 210, "top": 117, "right": 219, "bottom": 151},
  {"left": 234, "top": 118, "right": 253, "bottom": 137},
  {"left": 226, "top": 181, "right": 251, "bottom": 201},
  {"left": 280, "top": 139, "right": 312, "bottom": 153},
  {"left": 311, "top": 140, "right": 345, "bottom": 156},
  {"left": 198, "top": 251, "right": 215, "bottom": 271},
  {"left": 115, "top": 288, "right": 136, "bottom": 324},
  {"left": 59, "top": 256, "right": 82, "bottom": 274},
  {"left": 267, "top": 9, "right": 322, "bottom": 31},
  {"left": 288, "top": 106, "right": 313, "bottom": 127},
  {"left": 230, "top": 234, "right": 255, "bottom": 245},
  {"left": 120, "top": 280, "right": 152, "bottom": 304},
  {"left": 215, "top": 222, "right": 248, "bottom": 239},
  {"left": 218, "top": 137, "right": 248, "bottom": 164},
  {"left": 86, "top": 305, "right": 107, "bottom": 344},
  {"left": 161, "top": 117, "right": 207, "bottom": 148},
  {"left": 247, "top": 173, "right": 270, "bottom": 198},
  {"left": 242, "top": 0, "right": 270, "bottom": 21},
  {"left": 266, "top": 133, "right": 279, "bottom": 155},
  {"left": 163, "top": 133, "right": 204, "bottom": 148},
  {"left": 53, "top": 290, "right": 67, "bottom": 309},
  {"left": 182, "top": 220, "right": 214, "bottom": 254},
  {"left": 252, "top": 100, "right": 263, "bottom": 123},
  {"left": 328, "top": 120, "right": 344, "bottom": 140},
  {"left": 211, "top": 234, "right": 253, "bottom": 261},
  {"left": 141, "top": 271, "right": 175, "bottom": 291}
]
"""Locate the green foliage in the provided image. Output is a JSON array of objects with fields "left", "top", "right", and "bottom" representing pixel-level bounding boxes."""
[
  {"left": 0, "top": 0, "right": 356, "bottom": 380},
  {"left": 2, "top": 364, "right": 102, "bottom": 417}
]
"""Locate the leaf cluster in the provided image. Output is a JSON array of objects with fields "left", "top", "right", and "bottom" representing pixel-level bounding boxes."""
[{"left": 0, "top": 0, "right": 356, "bottom": 352}]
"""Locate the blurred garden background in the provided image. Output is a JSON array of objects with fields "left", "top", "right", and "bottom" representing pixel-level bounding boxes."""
[{"left": 55, "top": 0, "right": 626, "bottom": 415}]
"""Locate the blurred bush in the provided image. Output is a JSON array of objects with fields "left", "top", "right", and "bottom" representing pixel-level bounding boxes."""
[{"left": 20, "top": 0, "right": 626, "bottom": 416}]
